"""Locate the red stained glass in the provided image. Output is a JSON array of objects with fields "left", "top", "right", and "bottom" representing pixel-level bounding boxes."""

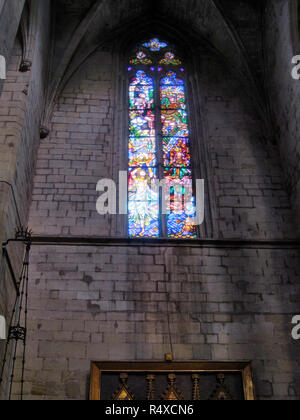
[
  {"left": 163, "top": 137, "right": 191, "bottom": 167},
  {"left": 128, "top": 41, "right": 197, "bottom": 239},
  {"left": 159, "top": 52, "right": 182, "bottom": 66}
]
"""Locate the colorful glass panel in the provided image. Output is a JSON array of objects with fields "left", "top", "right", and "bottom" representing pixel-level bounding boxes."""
[
  {"left": 131, "top": 70, "right": 153, "bottom": 86},
  {"left": 129, "top": 137, "right": 156, "bottom": 168},
  {"left": 159, "top": 52, "right": 182, "bottom": 66},
  {"left": 161, "top": 110, "right": 189, "bottom": 137},
  {"left": 129, "top": 71, "right": 154, "bottom": 110},
  {"left": 130, "top": 51, "right": 153, "bottom": 65},
  {"left": 167, "top": 212, "right": 197, "bottom": 239},
  {"left": 161, "top": 71, "right": 184, "bottom": 86},
  {"left": 164, "top": 170, "right": 197, "bottom": 238},
  {"left": 128, "top": 168, "right": 158, "bottom": 199},
  {"left": 142, "top": 38, "right": 168, "bottom": 52},
  {"left": 128, "top": 168, "right": 159, "bottom": 238},
  {"left": 129, "top": 110, "right": 156, "bottom": 137},
  {"left": 128, "top": 42, "right": 197, "bottom": 239},
  {"left": 163, "top": 137, "right": 191, "bottom": 167},
  {"left": 161, "top": 83, "right": 186, "bottom": 110},
  {"left": 164, "top": 167, "right": 192, "bottom": 181},
  {"left": 128, "top": 201, "right": 159, "bottom": 238},
  {"left": 161, "top": 70, "right": 196, "bottom": 239},
  {"left": 128, "top": 70, "right": 159, "bottom": 238},
  {"left": 164, "top": 177, "right": 193, "bottom": 214}
]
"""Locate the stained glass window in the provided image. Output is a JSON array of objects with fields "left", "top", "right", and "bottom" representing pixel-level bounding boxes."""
[
  {"left": 130, "top": 52, "right": 153, "bottom": 65},
  {"left": 128, "top": 39, "right": 197, "bottom": 239},
  {"left": 142, "top": 38, "right": 168, "bottom": 52},
  {"left": 159, "top": 52, "right": 182, "bottom": 66}
]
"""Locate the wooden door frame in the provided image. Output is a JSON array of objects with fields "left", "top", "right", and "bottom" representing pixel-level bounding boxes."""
[{"left": 90, "top": 360, "right": 255, "bottom": 401}]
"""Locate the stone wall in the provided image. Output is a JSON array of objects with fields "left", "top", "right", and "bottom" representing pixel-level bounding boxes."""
[
  {"left": 0, "top": 0, "right": 51, "bottom": 398},
  {"left": 24, "top": 30, "right": 300, "bottom": 401},
  {"left": 0, "top": 0, "right": 299, "bottom": 402},
  {"left": 29, "top": 51, "right": 114, "bottom": 237},
  {"left": 28, "top": 46, "right": 296, "bottom": 240},
  {"left": 19, "top": 242, "right": 299, "bottom": 400},
  {"left": 0, "top": 0, "right": 25, "bottom": 95},
  {"left": 0, "top": 0, "right": 51, "bottom": 237},
  {"left": 265, "top": 0, "right": 300, "bottom": 233}
]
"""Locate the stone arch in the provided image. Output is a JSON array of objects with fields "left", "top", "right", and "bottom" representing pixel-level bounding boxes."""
[
  {"left": 108, "top": 21, "right": 220, "bottom": 238},
  {"left": 47, "top": 11, "right": 283, "bottom": 238},
  {"left": 41, "top": 0, "right": 272, "bottom": 139},
  {"left": 42, "top": 10, "right": 294, "bottom": 240}
]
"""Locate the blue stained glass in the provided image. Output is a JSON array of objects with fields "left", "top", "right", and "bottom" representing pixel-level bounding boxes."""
[
  {"left": 167, "top": 212, "right": 197, "bottom": 239},
  {"left": 164, "top": 172, "right": 197, "bottom": 238},
  {"left": 142, "top": 38, "right": 168, "bottom": 52},
  {"left": 161, "top": 71, "right": 184, "bottom": 86},
  {"left": 161, "top": 109, "right": 189, "bottom": 137},
  {"left": 129, "top": 136, "right": 156, "bottom": 168},
  {"left": 128, "top": 45, "right": 197, "bottom": 239},
  {"left": 128, "top": 168, "right": 159, "bottom": 238},
  {"left": 128, "top": 202, "right": 160, "bottom": 238},
  {"left": 131, "top": 70, "right": 153, "bottom": 85},
  {"left": 129, "top": 71, "right": 154, "bottom": 110},
  {"left": 130, "top": 110, "right": 156, "bottom": 137}
]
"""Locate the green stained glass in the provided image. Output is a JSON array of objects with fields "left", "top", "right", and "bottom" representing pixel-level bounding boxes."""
[
  {"left": 128, "top": 43, "right": 197, "bottom": 239},
  {"left": 161, "top": 109, "right": 189, "bottom": 137},
  {"left": 130, "top": 51, "right": 153, "bottom": 65},
  {"left": 161, "top": 83, "right": 186, "bottom": 110},
  {"left": 159, "top": 52, "right": 182, "bottom": 66},
  {"left": 129, "top": 110, "right": 156, "bottom": 137}
]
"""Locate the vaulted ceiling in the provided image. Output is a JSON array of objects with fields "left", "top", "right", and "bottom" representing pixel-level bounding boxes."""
[{"left": 44, "top": 0, "right": 269, "bottom": 131}]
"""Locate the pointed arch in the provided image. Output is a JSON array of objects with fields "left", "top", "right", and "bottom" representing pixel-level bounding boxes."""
[{"left": 43, "top": 0, "right": 272, "bottom": 140}]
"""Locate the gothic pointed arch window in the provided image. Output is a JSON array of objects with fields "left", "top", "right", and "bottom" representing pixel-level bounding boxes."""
[{"left": 127, "top": 38, "right": 197, "bottom": 239}]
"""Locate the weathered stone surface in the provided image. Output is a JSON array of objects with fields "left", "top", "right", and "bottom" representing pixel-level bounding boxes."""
[
  {"left": 21, "top": 244, "right": 300, "bottom": 400},
  {"left": 0, "top": 0, "right": 299, "bottom": 402}
]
